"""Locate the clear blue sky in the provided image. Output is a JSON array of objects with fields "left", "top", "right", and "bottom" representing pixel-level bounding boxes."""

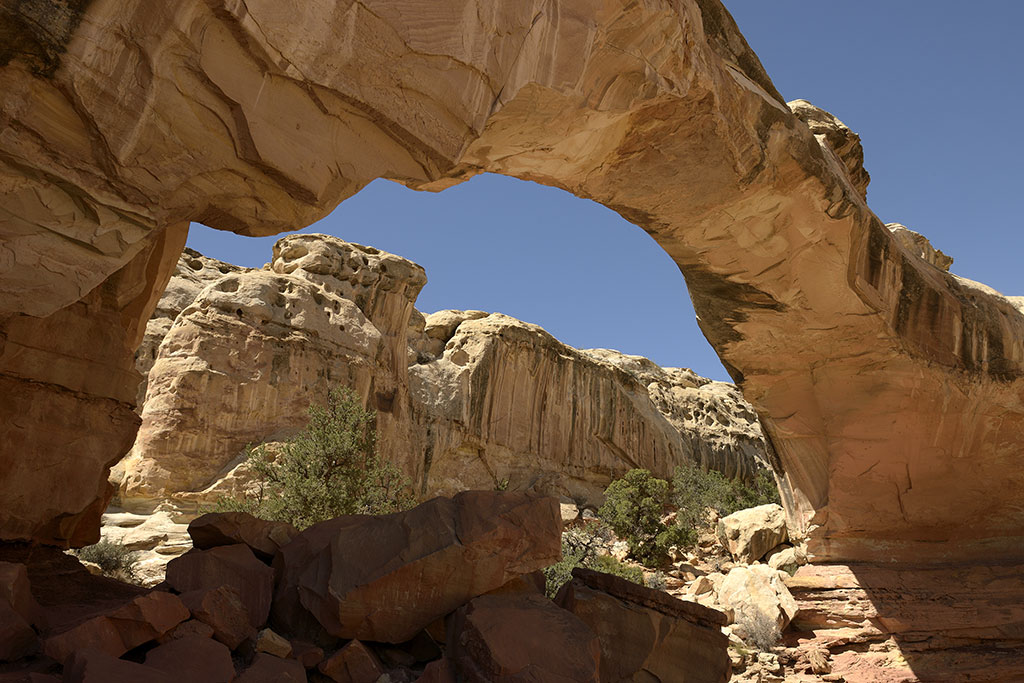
[{"left": 187, "top": 2, "right": 1022, "bottom": 382}]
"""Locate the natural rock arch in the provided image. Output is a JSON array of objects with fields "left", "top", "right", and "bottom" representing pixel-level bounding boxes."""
[{"left": 3, "top": 0, "right": 1023, "bottom": 571}]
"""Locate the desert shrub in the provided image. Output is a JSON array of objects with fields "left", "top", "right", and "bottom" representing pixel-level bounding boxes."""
[
  {"left": 738, "top": 609, "right": 781, "bottom": 652},
  {"left": 75, "top": 540, "right": 140, "bottom": 582},
  {"left": 217, "top": 386, "right": 414, "bottom": 529},
  {"left": 644, "top": 570, "right": 668, "bottom": 591},
  {"left": 542, "top": 525, "right": 644, "bottom": 597},
  {"left": 598, "top": 469, "right": 692, "bottom": 566},
  {"left": 672, "top": 463, "right": 781, "bottom": 535}
]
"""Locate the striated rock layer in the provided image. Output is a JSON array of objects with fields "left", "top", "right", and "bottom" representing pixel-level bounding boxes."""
[{"left": 117, "top": 235, "right": 767, "bottom": 511}]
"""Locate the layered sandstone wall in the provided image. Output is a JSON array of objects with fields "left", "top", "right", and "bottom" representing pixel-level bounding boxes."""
[{"left": 117, "top": 235, "right": 769, "bottom": 511}]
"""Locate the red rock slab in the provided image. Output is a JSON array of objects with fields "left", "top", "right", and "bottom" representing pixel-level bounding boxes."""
[
  {"left": 157, "top": 618, "right": 216, "bottom": 642},
  {"left": 319, "top": 639, "right": 385, "bottom": 683},
  {"left": 0, "top": 601, "right": 38, "bottom": 662},
  {"left": 0, "top": 562, "right": 39, "bottom": 625},
  {"left": 165, "top": 544, "right": 273, "bottom": 628},
  {"left": 556, "top": 568, "right": 731, "bottom": 683},
  {"left": 180, "top": 584, "right": 256, "bottom": 649},
  {"left": 144, "top": 635, "right": 235, "bottom": 683},
  {"left": 189, "top": 512, "right": 298, "bottom": 562},
  {"left": 42, "top": 590, "right": 188, "bottom": 662},
  {"left": 272, "top": 492, "right": 561, "bottom": 643},
  {"left": 415, "top": 659, "right": 457, "bottom": 683},
  {"left": 236, "top": 653, "right": 308, "bottom": 682},
  {"left": 290, "top": 640, "right": 324, "bottom": 668},
  {"left": 63, "top": 648, "right": 175, "bottom": 683},
  {"left": 448, "top": 592, "right": 600, "bottom": 683}
]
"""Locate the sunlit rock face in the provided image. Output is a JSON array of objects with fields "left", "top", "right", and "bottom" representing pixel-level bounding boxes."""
[
  {"left": 118, "top": 234, "right": 424, "bottom": 510},
  {"left": 408, "top": 312, "right": 766, "bottom": 503},
  {"left": 0, "top": 0, "right": 1022, "bottom": 591},
  {"left": 117, "top": 235, "right": 767, "bottom": 512}
]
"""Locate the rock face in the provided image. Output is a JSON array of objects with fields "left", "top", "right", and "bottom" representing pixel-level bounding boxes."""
[
  {"left": 410, "top": 313, "right": 767, "bottom": 503},
  {"left": 118, "top": 235, "right": 425, "bottom": 511},
  {"left": 557, "top": 567, "right": 731, "bottom": 683},
  {"left": 3, "top": 0, "right": 1024, "bottom": 677},
  {"left": 117, "top": 236, "right": 769, "bottom": 516}
]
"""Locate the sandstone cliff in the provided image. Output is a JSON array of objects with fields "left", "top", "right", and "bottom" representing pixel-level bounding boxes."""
[{"left": 118, "top": 234, "right": 768, "bottom": 511}]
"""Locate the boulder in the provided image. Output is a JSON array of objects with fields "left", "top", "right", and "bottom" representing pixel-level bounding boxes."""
[
  {"left": 415, "top": 660, "right": 457, "bottom": 683},
  {"left": 165, "top": 544, "right": 273, "bottom": 628},
  {"left": 63, "top": 648, "right": 175, "bottom": 683},
  {"left": 272, "top": 491, "right": 561, "bottom": 643},
  {"left": 158, "top": 618, "right": 216, "bottom": 642},
  {"left": 0, "top": 562, "right": 39, "bottom": 661},
  {"left": 448, "top": 592, "right": 600, "bottom": 682},
  {"left": 43, "top": 591, "right": 188, "bottom": 661},
  {"left": 290, "top": 640, "right": 325, "bottom": 669},
  {"left": 766, "top": 546, "right": 807, "bottom": 575},
  {"left": 716, "top": 565, "right": 798, "bottom": 633},
  {"left": 716, "top": 505, "right": 788, "bottom": 564},
  {"left": 236, "top": 653, "right": 308, "bottom": 683},
  {"left": 318, "top": 639, "right": 385, "bottom": 683},
  {"left": 556, "top": 568, "right": 731, "bottom": 683},
  {"left": 179, "top": 585, "right": 256, "bottom": 649},
  {"left": 144, "top": 636, "right": 235, "bottom": 683},
  {"left": 188, "top": 512, "right": 298, "bottom": 562},
  {"left": 255, "top": 627, "right": 293, "bottom": 658}
]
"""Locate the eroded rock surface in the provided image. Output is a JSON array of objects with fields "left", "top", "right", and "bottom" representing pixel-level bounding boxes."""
[{"left": 116, "top": 236, "right": 769, "bottom": 519}]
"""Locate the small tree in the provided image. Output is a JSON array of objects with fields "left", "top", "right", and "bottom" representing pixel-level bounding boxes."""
[
  {"left": 672, "top": 462, "right": 781, "bottom": 537},
  {"left": 542, "top": 525, "right": 645, "bottom": 597},
  {"left": 598, "top": 469, "right": 691, "bottom": 566},
  {"left": 218, "top": 387, "right": 414, "bottom": 529}
]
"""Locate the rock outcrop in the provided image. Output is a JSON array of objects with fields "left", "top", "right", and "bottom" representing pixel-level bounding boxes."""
[
  {"left": 115, "top": 235, "right": 768, "bottom": 515},
  {"left": 118, "top": 234, "right": 425, "bottom": 511}
]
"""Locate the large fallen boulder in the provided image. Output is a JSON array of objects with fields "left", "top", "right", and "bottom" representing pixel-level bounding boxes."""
[
  {"left": 165, "top": 543, "right": 274, "bottom": 628},
  {"left": 716, "top": 564, "right": 798, "bottom": 634},
  {"left": 447, "top": 592, "right": 601, "bottom": 683},
  {"left": 42, "top": 591, "right": 189, "bottom": 661},
  {"left": 272, "top": 491, "right": 561, "bottom": 643},
  {"left": 188, "top": 512, "right": 298, "bottom": 562},
  {"left": 716, "top": 504, "right": 788, "bottom": 564},
  {"left": 556, "top": 568, "right": 731, "bottom": 683}
]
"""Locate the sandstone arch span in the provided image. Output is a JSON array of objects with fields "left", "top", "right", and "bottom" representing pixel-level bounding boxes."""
[{"left": 3, "top": 0, "right": 1024, "bottom": 574}]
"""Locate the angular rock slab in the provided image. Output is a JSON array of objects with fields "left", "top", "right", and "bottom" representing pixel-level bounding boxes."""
[
  {"left": 716, "top": 504, "right": 788, "bottom": 564},
  {"left": 236, "top": 653, "right": 308, "bottom": 683},
  {"left": 448, "top": 592, "right": 600, "bottom": 682},
  {"left": 319, "top": 639, "right": 385, "bottom": 683},
  {"left": 42, "top": 591, "right": 188, "bottom": 661},
  {"left": 273, "top": 491, "right": 561, "bottom": 643},
  {"left": 556, "top": 568, "right": 731, "bottom": 683},
  {"left": 63, "top": 648, "right": 175, "bottom": 683},
  {"left": 144, "top": 635, "right": 235, "bottom": 683},
  {"left": 717, "top": 564, "right": 797, "bottom": 633},
  {"left": 0, "top": 562, "right": 39, "bottom": 661},
  {"left": 179, "top": 584, "right": 256, "bottom": 649},
  {"left": 188, "top": 512, "right": 298, "bottom": 561},
  {"left": 165, "top": 543, "right": 273, "bottom": 628}
]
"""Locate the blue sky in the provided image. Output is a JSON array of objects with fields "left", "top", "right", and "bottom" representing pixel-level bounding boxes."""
[{"left": 187, "top": 2, "right": 1022, "bottom": 382}]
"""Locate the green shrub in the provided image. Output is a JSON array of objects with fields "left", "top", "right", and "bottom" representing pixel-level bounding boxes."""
[
  {"left": 672, "top": 462, "right": 781, "bottom": 536},
  {"left": 217, "top": 386, "right": 414, "bottom": 529},
  {"left": 75, "top": 540, "right": 140, "bottom": 582},
  {"left": 542, "top": 525, "right": 645, "bottom": 597},
  {"left": 597, "top": 469, "right": 691, "bottom": 566}
]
